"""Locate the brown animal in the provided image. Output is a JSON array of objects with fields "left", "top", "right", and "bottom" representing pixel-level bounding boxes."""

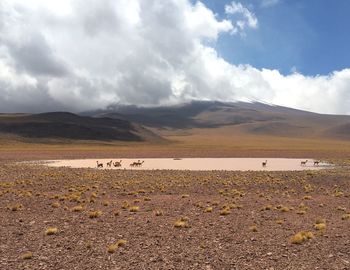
[
  {"left": 113, "top": 160, "right": 122, "bottom": 167},
  {"left": 130, "top": 161, "right": 138, "bottom": 167},
  {"left": 301, "top": 160, "right": 308, "bottom": 166},
  {"left": 136, "top": 160, "right": 144, "bottom": 167},
  {"left": 262, "top": 160, "right": 267, "bottom": 167},
  {"left": 107, "top": 160, "right": 113, "bottom": 168},
  {"left": 96, "top": 161, "right": 103, "bottom": 168},
  {"left": 314, "top": 161, "right": 320, "bottom": 166}
]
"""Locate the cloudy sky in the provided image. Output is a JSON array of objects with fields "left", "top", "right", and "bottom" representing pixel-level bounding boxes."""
[{"left": 0, "top": 0, "right": 350, "bottom": 114}]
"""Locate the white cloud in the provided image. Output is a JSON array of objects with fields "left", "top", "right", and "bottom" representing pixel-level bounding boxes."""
[
  {"left": 225, "top": 1, "right": 258, "bottom": 34},
  {"left": 0, "top": 0, "right": 349, "bottom": 114}
]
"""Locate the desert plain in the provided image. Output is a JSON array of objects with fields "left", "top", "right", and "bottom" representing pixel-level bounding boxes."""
[{"left": 1, "top": 123, "right": 350, "bottom": 270}]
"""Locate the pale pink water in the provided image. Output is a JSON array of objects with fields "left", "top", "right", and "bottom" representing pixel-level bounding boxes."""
[{"left": 43, "top": 158, "right": 330, "bottom": 171}]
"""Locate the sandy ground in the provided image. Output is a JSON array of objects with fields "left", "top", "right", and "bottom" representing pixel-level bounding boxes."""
[
  {"left": 43, "top": 158, "right": 329, "bottom": 171},
  {"left": 1, "top": 150, "right": 350, "bottom": 270}
]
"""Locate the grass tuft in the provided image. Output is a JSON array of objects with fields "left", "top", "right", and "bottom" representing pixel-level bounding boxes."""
[
  {"left": 174, "top": 217, "right": 189, "bottom": 228},
  {"left": 249, "top": 225, "right": 258, "bottom": 232},
  {"left": 341, "top": 213, "right": 350, "bottom": 220},
  {"left": 129, "top": 206, "right": 139, "bottom": 212},
  {"left": 219, "top": 206, "right": 231, "bottom": 216},
  {"left": 89, "top": 210, "right": 102, "bottom": 218},
  {"left": 71, "top": 205, "right": 84, "bottom": 212},
  {"left": 290, "top": 231, "right": 314, "bottom": 244},
  {"left": 21, "top": 252, "right": 33, "bottom": 260},
  {"left": 107, "top": 239, "right": 127, "bottom": 253},
  {"left": 45, "top": 227, "right": 58, "bottom": 235},
  {"left": 204, "top": 207, "right": 213, "bottom": 213}
]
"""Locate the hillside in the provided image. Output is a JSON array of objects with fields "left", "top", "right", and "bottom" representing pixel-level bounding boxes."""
[
  {"left": 0, "top": 112, "right": 160, "bottom": 142},
  {"left": 85, "top": 101, "right": 350, "bottom": 140},
  {"left": 1, "top": 100, "right": 350, "bottom": 152}
]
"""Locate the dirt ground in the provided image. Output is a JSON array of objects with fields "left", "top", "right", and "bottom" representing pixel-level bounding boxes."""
[{"left": 1, "top": 149, "right": 350, "bottom": 270}]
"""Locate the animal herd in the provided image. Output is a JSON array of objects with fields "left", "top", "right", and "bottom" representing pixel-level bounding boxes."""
[
  {"left": 96, "top": 160, "right": 145, "bottom": 168},
  {"left": 300, "top": 160, "right": 320, "bottom": 166},
  {"left": 262, "top": 159, "right": 321, "bottom": 167},
  {"left": 97, "top": 159, "right": 321, "bottom": 169}
]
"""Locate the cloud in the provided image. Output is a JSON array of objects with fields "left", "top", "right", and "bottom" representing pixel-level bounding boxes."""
[
  {"left": 225, "top": 1, "right": 258, "bottom": 34},
  {"left": 261, "top": 0, "right": 280, "bottom": 8},
  {"left": 0, "top": 0, "right": 349, "bottom": 115},
  {"left": 5, "top": 32, "right": 68, "bottom": 77}
]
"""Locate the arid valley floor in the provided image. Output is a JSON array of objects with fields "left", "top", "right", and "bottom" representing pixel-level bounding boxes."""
[{"left": 1, "top": 134, "right": 350, "bottom": 270}]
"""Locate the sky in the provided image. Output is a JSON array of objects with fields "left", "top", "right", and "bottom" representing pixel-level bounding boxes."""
[
  {"left": 0, "top": 0, "right": 349, "bottom": 114},
  {"left": 202, "top": 0, "right": 350, "bottom": 76}
]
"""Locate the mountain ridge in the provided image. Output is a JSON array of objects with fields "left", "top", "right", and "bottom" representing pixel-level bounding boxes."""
[
  {"left": 83, "top": 100, "right": 350, "bottom": 140},
  {"left": 0, "top": 112, "right": 161, "bottom": 142},
  {"left": 1, "top": 101, "right": 350, "bottom": 142}
]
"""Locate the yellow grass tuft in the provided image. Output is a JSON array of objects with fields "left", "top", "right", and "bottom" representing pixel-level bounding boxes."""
[
  {"left": 71, "top": 205, "right": 84, "bottom": 212},
  {"left": 107, "top": 239, "right": 127, "bottom": 253},
  {"left": 107, "top": 244, "right": 118, "bottom": 253},
  {"left": 21, "top": 251, "right": 33, "bottom": 260},
  {"left": 290, "top": 231, "right": 314, "bottom": 244},
  {"left": 249, "top": 225, "right": 258, "bottom": 232},
  {"left": 88, "top": 210, "right": 102, "bottom": 218},
  {"left": 341, "top": 213, "right": 350, "bottom": 220},
  {"left": 174, "top": 217, "right": 189, "bottom": 228},
  {"left": 314, "top": 223, "right": 326, "bottom": 230},
  {"left": 45, "top": 227, "right": 58, "bottom": 235},
  {"left": 334, "top": 191, "right": 344, "bottom": 197},
  {"left": 8, "top": 204, "right": 23, "bottom": 211},
  {"left": 121, "top": 201, "right": 130, "bottom": 209},
  {"left": 276, "top": 219, "right": 284, "bottom": 225},
  {"left": 116, "top": 239, "right": 127, "bottom": 247},
  {"left": 337, "top": 206, "right": 347, "bottom": 212},
  {"left": 204, "top": 207, "right": 213, "bottom": 213},
  {"left": 220, "top": 206, "right": 231, "bottom": 216},
  {"left": 262, "top": 205, "right": 273, "bottom": 211},
  {"left": 280, "top": 206, "right": 290, "bottom": 212},
  {"left": 129, "top": 206, "right": 139, "bottom": 212},
  {"left": 315, "top": 218, "right": 326, "bottom": 225}
]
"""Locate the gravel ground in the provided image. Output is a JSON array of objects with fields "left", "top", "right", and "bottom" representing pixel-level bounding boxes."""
[{"left": 1, "top": 155, "right": 350, "bottom": 270}]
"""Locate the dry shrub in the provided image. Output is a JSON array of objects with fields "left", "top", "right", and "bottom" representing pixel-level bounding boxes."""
[
  {"left": 45, "top": 227, "right": 58, "bottom": 235},
  {"left": 290, "top": 231, "right": 314, "bottom": 244}
]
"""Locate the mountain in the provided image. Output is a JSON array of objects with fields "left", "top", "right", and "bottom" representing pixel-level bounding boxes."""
[
  {"left": 0, "top": 112, "right": 160, "bottom": 142},
  {"left": 84, "top": 101, "right": 350, "bottom": 140},
  {"left": 2, "top": 101, "right": 349, "bottom": 143}
]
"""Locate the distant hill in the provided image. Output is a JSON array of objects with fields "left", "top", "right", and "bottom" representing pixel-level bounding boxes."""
[
  {"left": 2, "top": 101, "right": 350, "bottom": 143},
  {"left": 0, "top": 112, "right": 160, "bottom": 142},
  {"left": 83, "top": 101, "right": 350, "bottom": 140}
]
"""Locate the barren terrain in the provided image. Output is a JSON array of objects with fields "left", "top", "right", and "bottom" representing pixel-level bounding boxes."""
[
  {"left": 1, "top": 147, "right": 350, "bottom": 269},
  {"left": 1, "top": 101, "right": 350, "bottom": 269}
]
